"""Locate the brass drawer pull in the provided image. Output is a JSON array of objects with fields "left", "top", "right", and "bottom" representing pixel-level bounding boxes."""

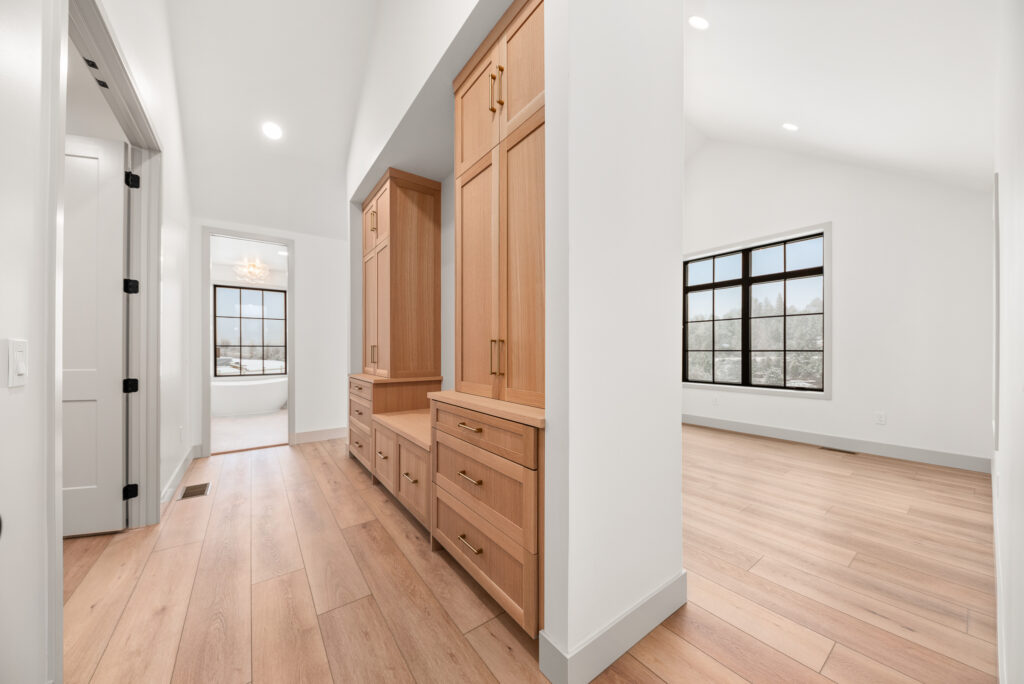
[
  {"left": 496, "top": 65, "right": 505, "bottom": 106},
  {"left": 458, "top": 470, "right": 483, "bottom": 486},
  {"left": 489, "top": 339, "right": 497, "bottom": 375},
  {"left": 458, "top": 422, "right": 483, "bottom": 434},
  {"left": 370, "top": 210, "right": 377, "bottom": 232},
  {"left": 489, "top": 73, "right": 497, "bottom": 113},
  {"left": 377, "top": 450, "right": 388, "bottom": 460},
  {"left": 402, "top": 472, "right": 418, "bottom": 484},
  {"left": 354, "top": 408, "right": 363, "bottom": 416},
  {"left": 458, "top": 533, "right": 483, "bottom": 555},
  {"left": 353, "top": 441, "right": 362, "bottom": 448},
  {"left": 353, "top": 384, "right": 363, "bottom": 391}
]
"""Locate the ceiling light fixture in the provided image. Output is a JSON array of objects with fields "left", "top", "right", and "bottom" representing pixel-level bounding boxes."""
[
  {"left": 233, "top": 259, "right": 270, "bottom": 283},
  {"left": 261, "top": 121, "right": 283, "bottom": 140},
  {"left": 688, "top": 15, "right": 710, "bottom": 30},
  {"left": 782, "top": 122, "right": 800, "bottom": 132}
]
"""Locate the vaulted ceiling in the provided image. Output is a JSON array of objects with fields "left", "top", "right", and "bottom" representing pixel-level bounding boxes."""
[
  {"left": 166, "top": 0, "right": 376, "bottom": 237},
  {"left": 684, "top": 0, "right": 997, "bottom": 189}
]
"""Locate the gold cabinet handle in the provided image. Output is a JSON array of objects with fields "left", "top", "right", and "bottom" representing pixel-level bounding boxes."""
[
  {"left": 489, "top": 73, "right": 497, "bottom": 113},
  {"left": 458, "top": 533, "right": 483, "bottom": 555},
  {"left": 377, "top": 450, "right": 388, "bottom": 460},
  {"left": 498, "top": 339, "right": 506, "bottom": 376},
  {"left": 354, "top": 408, "right": 363, "bottom": 416},
  {"left": 353, "top": 441, "right": 362, "bottom": 448},
  {"left": 496, "top": 65, "right": 505, "bottom": 106},
  {"left": 489, "top": 339, "right": 497, "bottom": 375},
  {"left": 458, "top": 470, "right": 483, "bottom": 486},
  {"left": 371, "top": 344, "right": 377, "bottom": 364},
  {"left": 353, "top": 384, "right": 363, "bottom": 390},
  {"left": 402, "top": 472, "right": 418, "bottom": 484},
  {"left": 457, "top": 422, "right": 483, "bottom": 434},
  {"left": 370, "top": 210, "right": 377, "bottom": 232}
]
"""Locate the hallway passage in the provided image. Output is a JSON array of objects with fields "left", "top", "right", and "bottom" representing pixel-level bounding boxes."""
[{"left": 62, "top": 427, "right": 997, "bottom": 683}]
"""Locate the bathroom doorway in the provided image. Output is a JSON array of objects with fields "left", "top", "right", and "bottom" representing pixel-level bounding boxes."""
[{"left": 208, "top": 234, "right": 292, "bottom": 454}]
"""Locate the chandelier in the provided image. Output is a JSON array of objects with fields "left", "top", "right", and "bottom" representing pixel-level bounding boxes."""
[{"left": 233, "top": 259, "right": 270, "bottom": 283}]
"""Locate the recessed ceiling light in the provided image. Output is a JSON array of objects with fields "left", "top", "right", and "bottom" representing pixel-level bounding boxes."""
[
  {"left": 261, "top": 121, "right": 283, "bottom": 140},
  {"left": 688, "top": 15, "right": 710, "bottom": 30},
  {"left": 277, "top": 250, "right": 288, "bottom": 256},
  {"left": 782, "top": 123, "right": 800, "bottom": 132}
]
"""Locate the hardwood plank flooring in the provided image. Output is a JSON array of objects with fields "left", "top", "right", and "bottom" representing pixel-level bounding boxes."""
[{"left": 63, "top": 425, "right": 997, "bottom": 682}]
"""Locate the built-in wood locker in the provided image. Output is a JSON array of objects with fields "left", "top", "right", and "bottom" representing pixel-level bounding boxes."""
[
  {"left": 360, "top": 168, "right": 441, "bottom": 379},
  {"left": 453, "top": 0, "right": 545, "bottom": 408}
]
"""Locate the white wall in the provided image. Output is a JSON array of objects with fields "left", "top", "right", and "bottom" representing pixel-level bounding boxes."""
[
  {"left": 97, "top": 0, "right": 196, "bottom": 491},
  {"left": 0, "top": 1, "right": 61, "bottom": 679},
  {"left": 682, "top": 139, "right": 995, "bottom": 463},
  {"left": 543, "top": 1, "right": 685, "bottom": 680},
  {"left": 201, "top": 220, "right": 348, "bottom": 436},
  {"left": 994, "top": 0, "right": 1024, "bottom": 679}
]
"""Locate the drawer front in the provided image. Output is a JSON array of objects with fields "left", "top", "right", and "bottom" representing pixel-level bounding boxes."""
[
  {"left": 349, "top": 396, "right": 372, "bottom": 431},
  {"left": 433, "top": 488, "right": 537, "bottom": 636},
  {"left": 432, "top": 402, "right": 537, "bottom": 469},
  {"left": 349, "top": 423, "right": 372, "bottom": 471},
  {"left": 349, "top": 378, "right": 373, "bottom": 403},
  {"left": 396, "top": 437, "right": 430, "bottom": 525},
  {"left": 373, "top": 425, "right": 398, "bottom": 493},
  {"left": 433, "top": 430, "right": 537, "bottom": 552}
]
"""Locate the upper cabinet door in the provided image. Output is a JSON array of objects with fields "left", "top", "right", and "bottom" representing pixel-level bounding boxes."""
[
  {"left": 455, "top": 148, "right": 501, "bottom": 398},
  {"left": 375, "top": 184, "right": 391, "bottom": 244},
  {"left": 499, "top": 109, "right": 545, "bottom": 408},
  {"left": 498, "top": 0, "right": 544, "bottom": 140},
  {"left": 455, "top": 48, "right": 501, "bottom": 178},
  {"left": 363, "top": 250, "right": 378, "bottom": 374},
  {"left": 362, "top": 201, "right": 376, "bottom": 255},
  {"left": 375, "top": 240, "right": 392, "bottom": 377}
]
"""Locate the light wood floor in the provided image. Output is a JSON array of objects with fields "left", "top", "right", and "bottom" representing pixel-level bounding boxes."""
[
  {"left": 210, "top": 408, "right": 288, "bottom": 454},
  {"left": 63, "top": 425, "right": 997, "bottom": 683}
]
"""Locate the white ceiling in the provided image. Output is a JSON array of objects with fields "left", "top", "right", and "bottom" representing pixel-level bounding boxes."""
[
  {"left": 684, "top": 0, "right": 997, "bottom": 189},
  {"left": 166, "top": 0, "right": 376, "bottom": 238},
  {"left": 210, "top": 234, "right": 288, "bottom": 271}
]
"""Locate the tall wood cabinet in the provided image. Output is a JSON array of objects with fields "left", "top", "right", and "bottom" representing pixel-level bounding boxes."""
[
  {"left": 361, "top": 168, "right": 442, "bottom": 379},
  {"left": 453, "top": 0, "right": 545, "bottom": 409}
]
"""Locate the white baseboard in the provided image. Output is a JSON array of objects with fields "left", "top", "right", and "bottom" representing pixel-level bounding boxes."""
[
  {"left": 161, "top": 444, "right": 199, "bottom": 504},
  {"left": 293, "top": 426, "right": 348, "bottom": 444},
  {"left": 682, "top": 414, "right": 991, "bottom": 474},
  {"left": 539, "top": 571, "right": 687, "bottom": 684}
]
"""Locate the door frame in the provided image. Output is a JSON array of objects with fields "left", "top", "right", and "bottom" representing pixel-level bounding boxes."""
[
  {"left": 42, "top": 0, "right": 163, "bottom": 678},
  {"left": 201, "top": 225, "right": 297, "bottom": 457}
]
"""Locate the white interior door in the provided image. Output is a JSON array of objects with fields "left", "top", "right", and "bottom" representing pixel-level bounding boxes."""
[{"left": 62, "top": 135, "right": 128, "bottom": 536}]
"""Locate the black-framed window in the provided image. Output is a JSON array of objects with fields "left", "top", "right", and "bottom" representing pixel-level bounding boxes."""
[
  {"left": 683, "top": 233, "right": 825, "bottom": 391},
  {"left": 214, "top": 285, "right": 287, "bottom": 376}
]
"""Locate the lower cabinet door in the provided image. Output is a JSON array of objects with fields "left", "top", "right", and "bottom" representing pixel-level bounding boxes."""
[
  {"left": 396, "top": 437, "right": 430, "bottom": 526},
  {"left": 373, "top": 425, "right": 398, "bottom": 493},
  {"left": 349, "top": 424, "right": 372, "bottom": 471},
  {"left": 433, "top": 487, "right": 537, "bottom": 636}
]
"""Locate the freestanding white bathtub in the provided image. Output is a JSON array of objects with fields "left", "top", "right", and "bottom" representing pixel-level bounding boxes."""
[{"left": 211, "top": 376, "right": 288, "bottom": 417}]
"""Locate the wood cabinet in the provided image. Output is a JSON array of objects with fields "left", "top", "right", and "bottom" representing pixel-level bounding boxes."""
[
  {"left": 429, "top": 390, "right": 544, "bottom": 636},
  {"left": 365, "top": 409, "right": 433, "bottom": 528},
  {"left": 361, "top": 168, "right": 441, "bottom": 379},
  {"left": 454, "top": 0, "right": 544, "bottom": 409}
]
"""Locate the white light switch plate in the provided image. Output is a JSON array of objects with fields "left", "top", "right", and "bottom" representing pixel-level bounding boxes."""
[{"left": 3, "top": 339, "right": 28, "bottom": 388}]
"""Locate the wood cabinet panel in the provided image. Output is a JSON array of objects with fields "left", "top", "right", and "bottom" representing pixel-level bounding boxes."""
[
  {"left": 362, "top": 204, "right": 376, "bottom": 256},
  {"left": 498, "top": 0, "right": 544, "bottom": 138},
  {"left": 397, "top": 437, "right": 430, "bottom": 526},
  {"left": 433, "top": 487, "right": 537, "bottom": 636},
  {"left": 349, "top": 396, "right": 371, "bottom": 432},
  {"left": 499, "top": 109, "right": 545, "bottom": 408},
  {"left": 349, "top": 378, "right": 372, "bottom": 403},
  {"left": 375, "top": 184, "right": 391, "bottom": 245},
  {"left": 363, "top": 251, "right": 377, "bottom": 374},
  {"left": 349, "top": 423, "right": 372, "bottom": 471},
  {"left": 455, "top": 49, "right": 500, "bottom": 178},
  {"left": 432, "top": 401, "right": 537, "bottom": 469},
  {"left": 434, "top": 430, "right": 537, "bottom": 552},
  {"left": 455, "top": 150, "right": 501, "bottom": 399},
  {"left": 375, "top": 241, "right": 391, "bottom": 377},
  {"left": 373, "top": 425, "right": 398, "bottom": 494}
]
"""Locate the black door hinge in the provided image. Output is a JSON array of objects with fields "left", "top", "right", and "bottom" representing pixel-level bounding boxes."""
[
  {"left": 123, "top": 484, "right": 139, "bottom": 500},
  {"left": 123, "top": 378, "right": 139, "bottom": 393},
  {"left": 124, "top": 171, "right": 140, "bottom": 188},
  {"left": 123, "top": 279, "right": 140, "bottom": 294}
]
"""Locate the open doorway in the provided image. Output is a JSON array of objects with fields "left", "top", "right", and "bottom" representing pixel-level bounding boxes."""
[{"left": 209, "top": 235, "right": 290, "bottom": 454}]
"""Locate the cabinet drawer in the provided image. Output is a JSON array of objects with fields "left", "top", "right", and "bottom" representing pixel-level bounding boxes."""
[
  {"left": 433, "top": 487, "right": 537, "bottom": 636},
  {"left": 349, "top": 423, "right": 372, "bottom": 471},
  {"left": 349, "top": 378, "right": 373, "bottom": 403},
  {"left": 349, "top": 396, "right": 372, "bottom": 431},
  {"left": 373, "top": 425, "right": 398, "bottom": 493},
  {"left": 432, "top": 402, "right": 537, "bottom": 469},
  {"left": 434, "top": 430, "right": 537, "bottom": 552},
  {"left": 396, "top": 436, "right": 430, "bottom": 526}
]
